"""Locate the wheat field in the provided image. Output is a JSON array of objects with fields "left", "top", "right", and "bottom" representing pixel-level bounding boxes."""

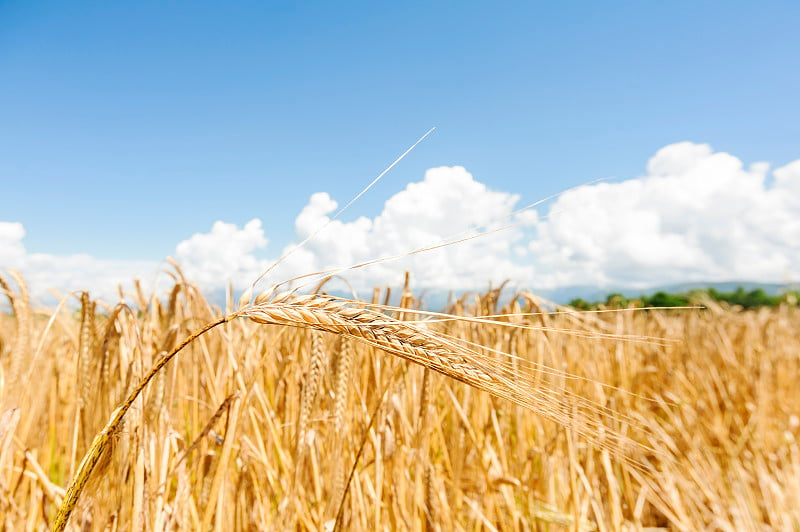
[{"left": 0, "top": 265, "right": 798, "bottom": 531}]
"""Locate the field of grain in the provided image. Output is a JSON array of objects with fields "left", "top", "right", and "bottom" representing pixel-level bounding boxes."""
[{"left": 0, "top": 268, "right": 798, "bottom": 531}]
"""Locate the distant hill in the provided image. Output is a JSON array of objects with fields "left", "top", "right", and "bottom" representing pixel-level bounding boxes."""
[
  {"left": 415, "top": 281, "right": 799, "bottom": 310},
  {"left": 538, "top": 281, "right": 798, "bottom": 306},
  {"left": 337, "top": 280, "right": 798, "bottom": 312}
]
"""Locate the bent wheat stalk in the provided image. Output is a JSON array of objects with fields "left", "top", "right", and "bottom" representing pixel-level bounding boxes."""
[
  {"left": 53, "top": 317, "right": 229, "bottom": 532},
  {"left": 53, "top": 292, "right": 649, "bottom": 531}
]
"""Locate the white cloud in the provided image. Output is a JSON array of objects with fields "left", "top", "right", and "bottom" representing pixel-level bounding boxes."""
[
  {"left": 174, "top": 219, "right": 270, "bottom": 292},
  {"left": 531, "top": 142, "right": 800, "bottom": 288},
  {"left": 2, "top": 143, "right": 799, "bottom": 304},
  {"left": 275, "top": 166, "right": 534, "bottom": 293},
  {"left": 0, "top": 221, "right": 160, "bottom": 304},
  {"left": 0, "top": 222, "right": 26, "bottom": 266}
]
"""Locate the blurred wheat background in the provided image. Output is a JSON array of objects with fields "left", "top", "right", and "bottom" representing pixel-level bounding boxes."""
[{"left": 0, "top": 266, "right": 798, "bottom": 531}]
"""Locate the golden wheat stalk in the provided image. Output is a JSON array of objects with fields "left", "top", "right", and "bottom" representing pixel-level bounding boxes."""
[
  {"left": 52, "top": 316, "right": 229, "bottom": 532},
  {"left": 53, "top": 289, "right": 651, "bottom": 530}
]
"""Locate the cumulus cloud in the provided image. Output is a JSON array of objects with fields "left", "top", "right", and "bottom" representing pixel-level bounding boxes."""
[
  {"left": 2, "top": 143, "right": 799, "bottom": 304},
  {"left": 531, "top": 142, "right": 800, "bottom": 288},
  {"left": 274, "top": 166, "right": 534, "bottom": 293},
  {"left": 174, "top": 219, "right": 270, "bottom": 292}
]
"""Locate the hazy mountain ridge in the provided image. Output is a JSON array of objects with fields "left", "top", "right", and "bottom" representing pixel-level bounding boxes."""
[{"left": 414, "top": 281, "right": 800, "bottom": 310}]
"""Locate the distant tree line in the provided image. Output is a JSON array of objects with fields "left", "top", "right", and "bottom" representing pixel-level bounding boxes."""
[{"left": 568, "top": 286, "right": 800, "bottom": 310}]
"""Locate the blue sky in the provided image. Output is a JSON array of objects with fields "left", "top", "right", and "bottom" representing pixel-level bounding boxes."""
[{"left": 1, "top": 1, "right": 799, "bottom": 301}]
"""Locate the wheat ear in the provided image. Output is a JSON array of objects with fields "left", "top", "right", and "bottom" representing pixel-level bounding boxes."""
[
  {"left": 0, "top": 271, "right": 31, "bottom": 406},
  {"left": 331, "top": 337, "right": 352, "bottom": 511},
  {"left": 239, "top": 294, "right": 641, "bottom": 458}
]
